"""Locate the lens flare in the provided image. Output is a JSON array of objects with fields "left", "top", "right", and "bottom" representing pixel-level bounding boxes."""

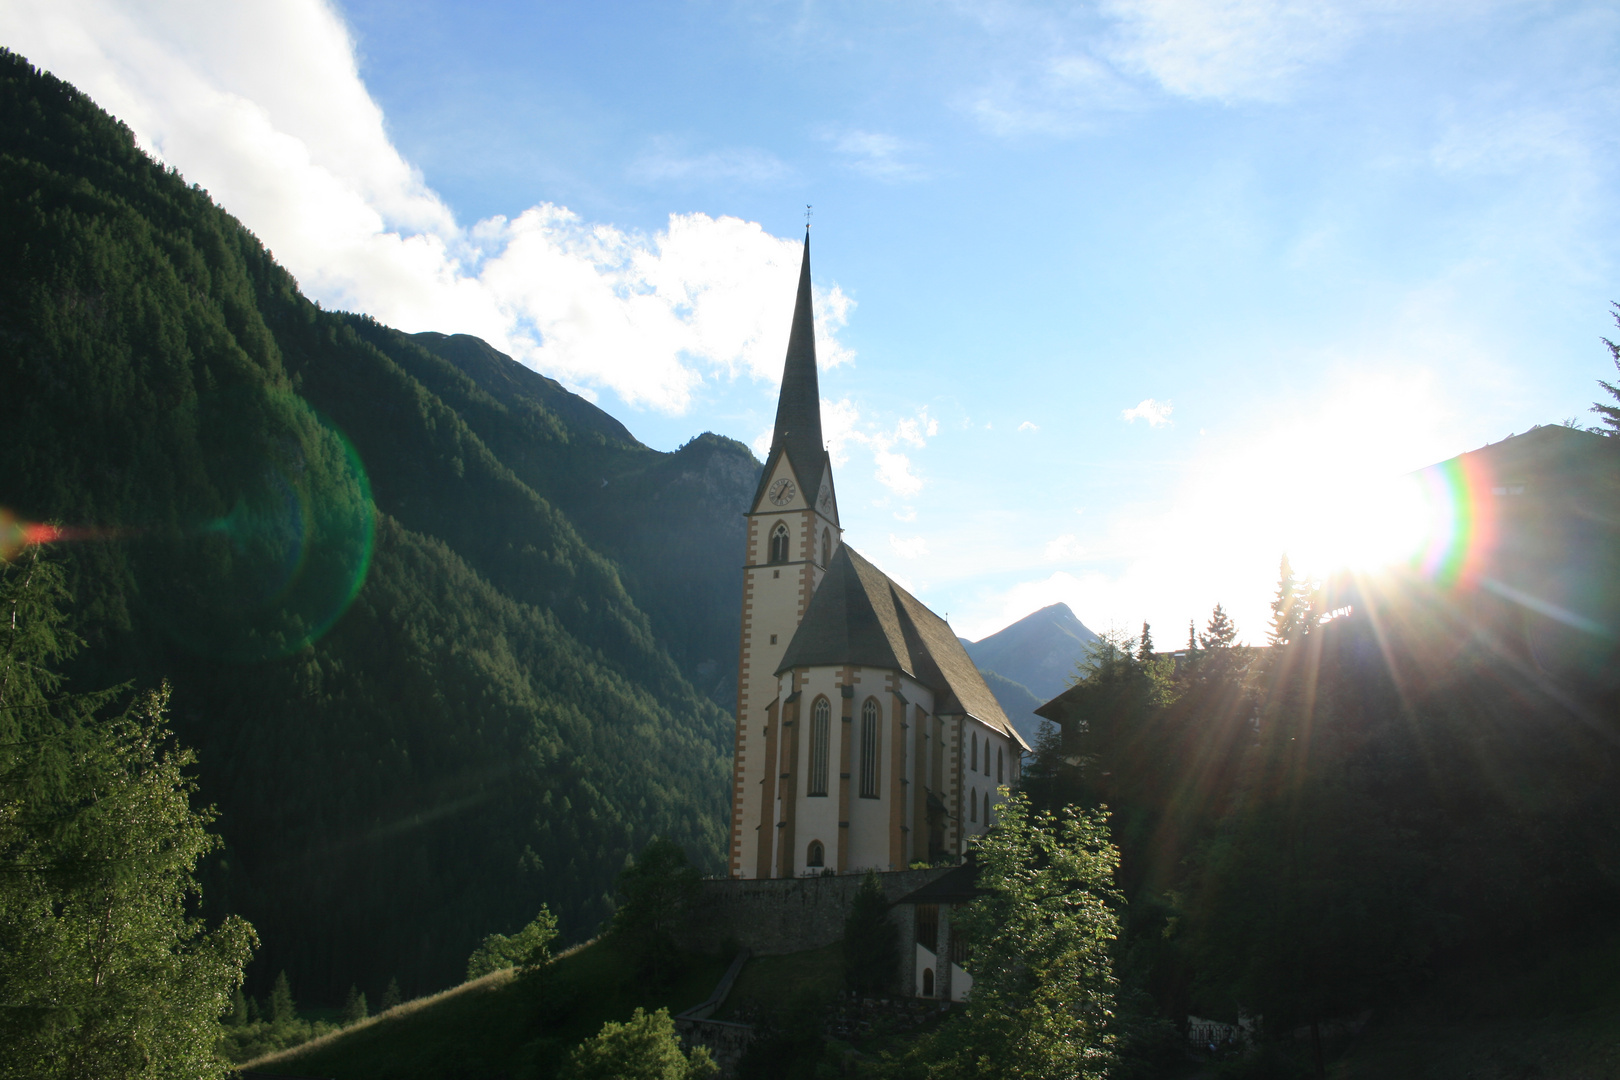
[
  {"left": 1284, "top": 457, "right": 1497, "bottom": 587},
  {"left": 159, "top": 392, "right": 375, "bottom": 663},
  {"left": 1408, "top": 456, "right": 1494, "bottom": 587},
  {"left": 0, "top": 510, "right": 124, "bottom": 562}
]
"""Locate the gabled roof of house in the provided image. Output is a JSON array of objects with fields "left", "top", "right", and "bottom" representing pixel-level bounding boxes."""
[{"left": 778, "top": 545, "right": 1029, "bottom": 749}]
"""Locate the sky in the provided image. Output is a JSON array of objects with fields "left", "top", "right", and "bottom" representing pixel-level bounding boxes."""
[{"left": 3, "top": 0, "right": 1618, "bottom": 645}]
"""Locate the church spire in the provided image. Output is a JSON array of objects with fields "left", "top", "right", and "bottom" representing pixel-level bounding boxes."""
[{"left": 768, "top": 230, "right": 825, "bottom": 488}]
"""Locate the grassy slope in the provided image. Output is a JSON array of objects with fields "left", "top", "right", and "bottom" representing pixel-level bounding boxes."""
[
  {"left": 245, "top": 938, "right": 728, "bottom": 1080},
  {"left": 716, "top": 945, "right": 843, "bottom": 1023}
]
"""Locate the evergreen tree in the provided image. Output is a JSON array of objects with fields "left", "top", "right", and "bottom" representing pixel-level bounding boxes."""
[
  {"left": 1267, "top": 556, "right": 1313, "bottom": 646},
  {"left": 269, "top": 971, "right": 296, "bottom": 1026},
  {"left": 1199, "top": 603, "right": 1238, "bottom": 650},
  {"left": 1186, "top": 619, "right": 1197, "bottom": 653},
  {"left": 379, "top": 977, "right": 402, "bottom": 1012},
  {"left": 341, "top": 984, "right": 367, "bottom": 1024},
  {"left": 0, "top": 548, "right": 256, "bottom": 1080},
  {"left": 1592, "top": 303, "right": 1620, "bottom": 434},
  {"left": 1137, "top": 621, "right": 1154, "bottom": 661},
  {"left": 842, "top": 872, "right": 899, "bottom": 995},
  {"left": 613, "top": 838, "right": 701, "bottom": 983}
]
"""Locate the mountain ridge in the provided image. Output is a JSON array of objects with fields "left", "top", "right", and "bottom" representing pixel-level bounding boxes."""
[{"left": 0, "top": 49, "right": 750, "bottom": 1005}]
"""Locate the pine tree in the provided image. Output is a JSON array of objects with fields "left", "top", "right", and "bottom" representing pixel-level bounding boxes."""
[
  {"left": 1187, "top": 620, "right": 1198, "bottom": 653},
  {"left": 1267, "top": 556, "right": 1310, "bottom": 646},
  {"left": 1137, "top": 621, "right": 1154, "bottom": 662},
  {"left": 269, "top": 971, "right": 296, "bottom": 1026},
  {"left": 379, "top": 977, "right": 402, "bottom": 1012},
  {"left": 1592, "top": 304, "right": 1620, "bottom": 435},
  {"left": 342, "top": 984, "right": 368, "bottom": 1024},
  {"left": 1200, "top": 603, "right": 1238, "bottom": 650},
  {"left": 842, "top": 872, "right": 899, "bottom": 995}
]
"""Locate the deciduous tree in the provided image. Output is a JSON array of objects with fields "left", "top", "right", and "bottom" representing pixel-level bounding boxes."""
[{"left": 560, "top": 1006, "right": 717, "bottom": 1080}]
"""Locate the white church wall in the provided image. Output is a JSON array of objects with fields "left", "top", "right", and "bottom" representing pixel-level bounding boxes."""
[{"left": 788, "top": 666, "right": 844, "bottom": 876}]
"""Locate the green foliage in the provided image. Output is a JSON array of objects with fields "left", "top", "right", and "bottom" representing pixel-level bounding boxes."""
[
  {"left": 343, "top": 984, "right": 369, "bottom": 1024},
  {"left": 614, "top": 837, "right": 702, "bottom": 983},
  {"left": 380, "top": 977, "right": 402, "bottom": 1012},
  {"left": 560, "top": 1006, "right": 718, "bottom": 1080},
  {"left": 467, "top": 905, "right": 560, "bottom": 980},
  {"left": 0, "top": 550, "right": 256, "bottom": 1080},
  {"left": 259, "top": 936, "right": 731, "bottom": 1080},
  {"left": 842, "top": 872, "right": 899, "bottom": 995},
  {"left": 0, "top": 48, "right": 741, "bottom": 1001},
  {"left": 881, "top": 792, "right": 1121, "bottom": 1080},
  {"left": 1199, "top": 603, "right": 1238, "bottom": 650},
  {"left": 217, "top": 964, "right": 337, "bottom": 1065},
  {"left": 1592, "top": 303, "right": 1620, "bottom": 435},
  {"left": 269, "top": 970, "right": 296, "bottom": 1025}
]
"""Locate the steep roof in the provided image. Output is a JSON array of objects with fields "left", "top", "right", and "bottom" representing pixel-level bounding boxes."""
[
  {"left": 778, "top": 545, "right": 1029, "bottom": 749},
  {"left": 752, "top": 232, "right": 829, "bottom": 506}
]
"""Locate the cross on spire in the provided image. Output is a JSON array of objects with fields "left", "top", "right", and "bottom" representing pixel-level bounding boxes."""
[{"left": 804, "top": 204, "right": 813, "bottom": 230}]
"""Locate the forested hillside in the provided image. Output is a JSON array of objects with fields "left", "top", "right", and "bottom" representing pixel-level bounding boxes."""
[{"left": 0, "top": 50, "right": 756, "bottom": 1005}]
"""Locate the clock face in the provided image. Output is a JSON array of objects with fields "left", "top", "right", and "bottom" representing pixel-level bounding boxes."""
[
  {"left": 768, "top": 478, "right": 796, "bottom": 505},
  {"left": 818, "top": 484, "right": 833, "bottom": 512}
]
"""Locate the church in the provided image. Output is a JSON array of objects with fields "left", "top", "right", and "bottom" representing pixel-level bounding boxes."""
[{"left": 729, "top": 233, "right": 1028, "bottom": 880}]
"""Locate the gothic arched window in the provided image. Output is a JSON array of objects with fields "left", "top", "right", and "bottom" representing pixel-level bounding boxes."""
[
  {"left": 769, "top": 522, "right": 789, "bottom": 564},
  {"left": 922, "top": 967, "right": 935, "bottom": 997},
  {"left": 997, "top": 745, "right": 1004, "bottom": 785},
  {"left": 971, "top": 733, "right": 978, "bottom": 772},
  {"left": 808, "top": 696, "right": 831, "bottom": 797},
  {"left": 807, "top": 840, "right": 825, "bottom": 868},
  {"left": 822, "top": 528, "right": 832, "bottom": 566},
  {"left": 860, "top": 698, "right": 881, "bottom": 798},
  {"left": 985, "top": 791, "right": 991, "bottom": 825},
  {"left": 970, "top": 786, "right": 978, "bottom": 822}
]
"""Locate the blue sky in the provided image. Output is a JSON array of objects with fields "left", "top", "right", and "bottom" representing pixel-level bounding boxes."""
[{"left": 5, "top": 0, "right": 1618, "bottom": 643}]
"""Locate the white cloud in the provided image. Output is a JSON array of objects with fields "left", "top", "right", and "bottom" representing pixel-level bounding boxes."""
[
  {"left": 823, "top": 128, "right": 926, "bottom": 182},
  {"left": 1017, "top": 420, "right": 1039, "bottom": 431},
  {"left": 1044, "top": 533, "right": 1084, "bottom": 561},
  {"left": 955, "top": 0, "right": 1452, "bottom": 134},
  {"left": 890, "top": 534, "right": 931, "bottom": 559},
  {"left": 1122, "top": 398, "right": 1174, "bottom": 426},
  {"left": 629, "top": 141, "right": 791, "bottom": 185},
  {"left": 0, "top": 0, "right": 852, "bottom": 414},
  {"left": 1099, "top": 0, "right": 1365, "bottom": 102},
  {"left": 820, "top": 399, "right": 938, "bottom": 498}
]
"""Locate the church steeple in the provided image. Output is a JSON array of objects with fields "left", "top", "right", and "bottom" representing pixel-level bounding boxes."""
[{"left": 764, "top": 231, "right": 827, "bottom": 500}]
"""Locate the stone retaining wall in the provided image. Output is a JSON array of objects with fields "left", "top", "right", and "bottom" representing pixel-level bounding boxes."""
[{"left": 680, "top": 868, "right": 950, "bottom": 957}]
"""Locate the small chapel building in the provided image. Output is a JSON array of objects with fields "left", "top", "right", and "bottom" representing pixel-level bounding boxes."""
[{"left": 729, "top": 233, "right": 1028, "bottom": 880}]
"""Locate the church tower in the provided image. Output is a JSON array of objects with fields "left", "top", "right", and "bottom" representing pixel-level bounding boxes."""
[{"left": 730, "top": 232, "right": 841, "bottom": 878}]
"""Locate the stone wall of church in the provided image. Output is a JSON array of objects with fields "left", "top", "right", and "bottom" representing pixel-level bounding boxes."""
[{"left": 680, "top": 867, "right": 948, "bottom": 958}]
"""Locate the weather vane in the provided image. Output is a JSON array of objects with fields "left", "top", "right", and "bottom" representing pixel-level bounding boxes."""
[{"left": 804, "top": 204, "right": 813, "bottom": 229}]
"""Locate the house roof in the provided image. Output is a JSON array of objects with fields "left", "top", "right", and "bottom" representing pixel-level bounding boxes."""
[
  {"left": 751, "top": 232, "right": 829, "bottom": 508},
  {"left": 893, "top": 861, "right": 984, "bottom": 906},
  {"left": 778, "top": 545, "right": 1030, "bottom": 749}
]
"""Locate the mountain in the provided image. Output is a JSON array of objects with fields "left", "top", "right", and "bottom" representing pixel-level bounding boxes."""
[
  {"left": 976, "top": 669, "right": 1047, "bottom": 748},
  {"left": 0, "top": 50, "right": 755, "bottom": 1006},
  {"left": 962, "top": 603, "right": 1099, "bottom": 716}
]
